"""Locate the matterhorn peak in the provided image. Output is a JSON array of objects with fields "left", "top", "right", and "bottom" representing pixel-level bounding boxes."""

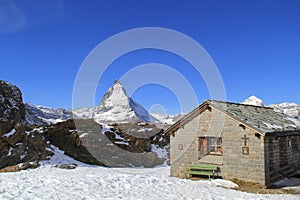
[
  {"left": 97, "top": 80, "right": 130, "bottom": 112},
  {"left": 112, "top": 79, "right": 123, "bottom": 89},
  {"left": 94, "top": 80, "right": 158, "bottom": 123},
  {"left": 242, "top": 95, "right": 265, "bottom": 107}
]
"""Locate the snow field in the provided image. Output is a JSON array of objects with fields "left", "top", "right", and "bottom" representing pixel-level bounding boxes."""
[{"left": 0, "top": 166, "right": 298, "bottom": 200}]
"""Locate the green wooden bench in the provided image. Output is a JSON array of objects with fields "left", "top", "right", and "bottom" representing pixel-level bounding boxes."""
[{"left": 182, "top": 164, "right": 218, "bottom": 179}]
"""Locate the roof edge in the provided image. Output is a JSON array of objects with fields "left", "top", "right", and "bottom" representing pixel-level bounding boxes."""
[
  {"left": 165, "top": 100, "right": 211, "bottom": 135},
  {"left": 165, "top": 99, "right": 267, "bottom": 136}
]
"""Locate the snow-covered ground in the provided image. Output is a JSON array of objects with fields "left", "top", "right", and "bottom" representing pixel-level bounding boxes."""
[{"left": 0, "top": 165, "right": 299, "bottom": 200}]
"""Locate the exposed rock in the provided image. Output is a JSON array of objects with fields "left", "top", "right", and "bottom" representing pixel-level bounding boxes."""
[
  {"left": 0, "top": 80, "right": 25, "bottom": 135},
  {"left": 142, "top": 152, "right": 164, "bottom": 167},
  {"left": 0, "top": 123, "right": 53, "bottom": 169},
  {"left": 0, "top": 80, "right": 53, "bottom": 169},
  {"left": 55, "top": 164, "right": 77, "bottom": 169},
  {"left": 0, "top": 161, "right": 39, "bottom": 173},
  {"left": 42, "top": 119, "right": 168, "bottom": 167},
  {"left": 43, "top": 119, "right": 104, "bottom": 166}
]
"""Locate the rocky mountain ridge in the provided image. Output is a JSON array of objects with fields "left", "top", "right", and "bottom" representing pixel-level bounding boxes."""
[
  {"left": 25, "top": 80, "right": 162, "bottom": 125},
  {"left": 25, "top": 103, "right": 74, "bottom": 125},
  {"left": 27, "top": 94, "right": 300, "bottom": 126}
]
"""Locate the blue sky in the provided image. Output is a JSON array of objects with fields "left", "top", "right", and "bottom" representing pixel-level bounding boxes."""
[{"left": 1, "top": 0, "right": 300, "bottom": 115}]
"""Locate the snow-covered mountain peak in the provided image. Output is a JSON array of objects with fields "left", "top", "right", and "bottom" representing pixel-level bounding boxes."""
[
  {"left": 94, "top": 80, "right": 158, "bottom": 123},
  {"left": 97, "top": 80, "right": 130, "bottom": 111},
  {"left": 242, "top": 96, "right": 265, "bottom": 107}
]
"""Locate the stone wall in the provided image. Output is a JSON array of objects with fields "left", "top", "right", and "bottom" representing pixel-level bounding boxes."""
[
  {"left": 264, "top": 132, "right": 300, "bottom": 186},
  {"left": 170, "top": 107, "right": 266, "bottom": 185},
  {"left": 220, "top": 117, "right": 265, "bottom": 185},
  {"left": 170, "top": 114, "right": 200, "bottom": 176}
]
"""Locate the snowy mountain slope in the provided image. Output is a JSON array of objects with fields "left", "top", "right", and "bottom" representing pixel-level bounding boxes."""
[
  {"left": 94, "top": 80, "right": 158, "bottom": 123},
  {"left": 25, "top": 103, "right": 74, "bottom": 125},
  {"left": 269, "top": 102, "right": 300, "bottom": 119},
  {"left": 242, "top": 95, "right": 265, "bottom": 107}
]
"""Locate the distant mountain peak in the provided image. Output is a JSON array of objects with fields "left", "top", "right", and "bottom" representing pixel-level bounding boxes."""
[
  {"left": 97, "top": 80, "right": 129, "bottom": 112},
  {"left": 242, "top": 95, "right": 265, "bottom": 107},
  {"left": 94, "top": 81, "right": 158, "bottom": 123}
]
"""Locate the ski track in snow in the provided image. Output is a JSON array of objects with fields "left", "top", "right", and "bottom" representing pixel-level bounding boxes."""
[{"left": 0, "top": 166, "right": 298, "bottom": 200}]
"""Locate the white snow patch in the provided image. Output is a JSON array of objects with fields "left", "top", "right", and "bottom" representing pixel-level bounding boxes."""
[
  {"left": 45, "top": 118, "right": 64, "bottom": 124},
  {"left": 211, "top": 179, "right": 239, "bottom": 189},
  {"left": 263, "top": 122, "right": 283, "bottom": 130},
  {"left": 287, "top": 117, "right": 300, "bottom": 127},
  {"left": 7, "top": 147, "right": 13, "bottom": 156},
  {"left": 115, "top": 141, "right": 129, "bottom": 145},
  {"left": 2, "top": 129, "right": 16, "bottom": 138},
  {"left": 40, "top": 145, "right": 94, "bottom": 167},
  {"left": 79, "top": 132, "right": 89, "bottom": 138},
  {"left": 137, "top": 127, "right": 153, "bottom": 132},
  {"left": 101, "top": 124, "right": 114, "bottom": 133},
  {"left": 151, "top": 144, "right": 168, "bottom": 159},
  {"left": 0, "top": 166, "right": 298, "bottom": 199},
  {"left": 114, "top": 133, "right": 125, "bottom": 141}
]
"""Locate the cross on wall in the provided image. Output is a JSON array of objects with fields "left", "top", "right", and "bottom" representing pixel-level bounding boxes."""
[{"left": 241, "top": 134, "right": 249, "bottom": 146}]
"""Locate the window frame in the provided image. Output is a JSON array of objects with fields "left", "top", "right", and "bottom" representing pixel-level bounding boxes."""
[{"left": 198, "top": 137, "right": 222, "bottom": 158}]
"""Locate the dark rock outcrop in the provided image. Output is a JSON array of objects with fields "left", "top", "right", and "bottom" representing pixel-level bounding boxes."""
[
  {"left": 43, "top": 119, "right": 104, "bottom": 166},
  {"left": 0, "top": 123, "right": 53, "bottom": 169},
  {"left": 42, "top": 119, "right": 168, "bottom": 167},
  {"left": 0, "top": 80, "right": 53, "bottom": 170},
  {"left": 0, "top": 161, "right": 40, "bottom": 173},
  {"left": 0, "top": 80, "right": 25, "bottom": 134}
]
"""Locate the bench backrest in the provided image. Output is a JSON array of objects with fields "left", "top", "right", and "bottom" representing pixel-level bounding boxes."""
[{"left": 188, "top": 165, "right": 218, "bottom": 170}]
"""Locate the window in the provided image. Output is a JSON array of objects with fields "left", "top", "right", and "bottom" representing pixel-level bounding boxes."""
[{"left": 199, "top": 137, "right": 222, "bottom": 158}]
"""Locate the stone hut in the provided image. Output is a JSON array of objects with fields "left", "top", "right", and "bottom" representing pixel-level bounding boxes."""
[{"left": 166, "top": 100, "right": 300, "bottom": 187}]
